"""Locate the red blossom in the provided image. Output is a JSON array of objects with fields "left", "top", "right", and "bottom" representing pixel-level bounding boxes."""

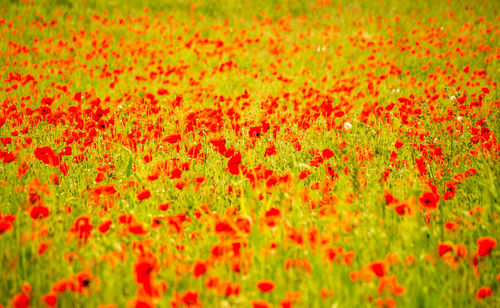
[
  {"left": 30, "top": 204, "right": 50, "bottom": 219},
  {"left": 98, "top": 220, "right": 112, "bottom": 233},
  {"left": 193, "top": 262, "right": 207, "bottom": 278},
  {"left": 137, "top": 189, "right": 151, "bottom": 201},
  {"left": 476, "top": 236, "right": 497, "bottom": 257},
  {"left": 438, "top": 243, "right": 453, "bottom": 257},
  {"left": 3, "top": 151, "right": 16, "bottom": 163},
  {"left": 11, "top": 293, "right": 30, "bottom": 308},
  {"left": 475, "top": 287, "right": 492, "bottom": 300},
  {"left": 227, "top": 152, "right": 242, "bottom": 175},
  {"left": 43, "top": 293, "right": 57, "bottom": 307},
  {"left": 34, "top": 146, "right": 59, "bottom": 167},
  {"left": 257, "top": 280, "right": 275, "bottom": 292},
  {"left": 369, "top": 261, "right": 387, "bottom": 277},
  {"left": 419, "top": 191, "right": 439, "bottom": 210}
]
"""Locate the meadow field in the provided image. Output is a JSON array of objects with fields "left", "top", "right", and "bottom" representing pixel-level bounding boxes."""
[{"left": 0, "top": 0, "right": 499, "bottom": 307}]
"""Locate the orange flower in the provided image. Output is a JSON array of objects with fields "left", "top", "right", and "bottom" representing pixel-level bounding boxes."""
[
  {"left": 320, "top": 286, "right": 334, "bottom": 299},
  {"left": 377, "top": 276, "right": 405, "bottom": 296},
  {"left": 375, "top": 297, "right": 396, "bottom": 308}
]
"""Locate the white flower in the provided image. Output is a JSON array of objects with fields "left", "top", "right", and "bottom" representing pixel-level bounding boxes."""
[
  {"left": 316, "top": 46, "right": 326, "bottom": 53},
  {"left": 457, "top": 116, "right": 463, "bottom": 122},
  {"left": 343, "top": 121, "right": 352, "bottom": 130},
  {"left": 450, "top": 96, "right": 456, "bottom": 100}
]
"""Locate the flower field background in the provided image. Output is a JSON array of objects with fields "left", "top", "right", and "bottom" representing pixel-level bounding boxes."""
[{"left": 0, "top": 0, "right": 499, "bottom": 307}]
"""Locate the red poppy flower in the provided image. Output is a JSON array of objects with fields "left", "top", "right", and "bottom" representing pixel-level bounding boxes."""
[
  {"left": 11, "top": 293, "right": 30, "bottom": 308},
  {"left": 227, "top": 152, "right": 242, "bottom": 175},
  {"left": 235, "top": 217, "right": 251, "bottom": 234},
  {"left": 3, "top": 151, "right": 16, "bottom": 163},
  {"left": 59, "top": 146, "right": 72, "bottom": 156},
  {"left": 50, "top": 173, "right": 59, "bottom": 185},
  {"left": 43, "top": 293, "right": 57, "bottom": 307},
  {"left": 257, "top": 280, "right": 275, "bottom": 292},
  {"left": 163, "top": 133, "right": 181, "bottom": 144},
  {"left": 369, "top": 261, "right": 387, "bottom": 277},
  {"left": 475, "top": 287, "right": 492, "bottom": 300},
  {"left": 266, "top": 207, "right": 281, "bottom": 218},
  {"left": 34, "top": 146, "right": 59, "bottom": 167},
  {"left": 38, "top": 242, "right": 49, "bottom": 255},
  {"left": 298, "top": 169, "right": 311, "bottom": 180},
  {"left": 264, "top": 143, "right": 277, "bottom": 157},
  {"left": 394, "top": 202, "right": 410, "bottom": 216},
  {"left": 322, "top": 148, "right": 334, "bottom": 159},
  {"left": 134, "top": 259, "right": 156, "bottom": 296},
  {"left": 215, "top": 221, "right": 236, "bottom": 236},
  {"left": 158, "top": 202, "right": 170, "bottom": 211},
  {"left": 143, "top": 154, "right": 152, "bottom": 163},
  {"left": 129, "top": 223, "right": 148, "bottom": 235},
  {"left": 175, "top": 180, "right": 187, "bottom": 190},
  {"left": 72, "top": 154, "right": 85, "bottom": 164},
  {"left": 438, "top": 243, "right": 453, "bottom": 257},
  {"left": 414, "top": 157, "right": 427, "bottom": 176},
  {"left": 249, "top": 126, "right": 263, "bottom": 138},
  {"left": 170, "top": 168, "right": 182, "bottom": 179},
  {"left": 334, "top": 110, "right": 345, "bottom": 118},
  {"left": 383, "top": 190, "right": 397, "bottom": 205},
  {"left": 476, "top": 236, "right": 497, "bottom": 257},
  {"left": 137, "top": 189, "right": 151, "bottom": 201},
  {"left": 69, "top": 216, "right": 93, "bottom": 243},
  {"left": 418, "top": 191, "right": 439, "bottom": 210},
  {"left": 73, "top": 92, "right": 81, "bottom": 101},
  {"left": 193, "top": 262, "right": 207, "bottom": 278},
  {"left": 0, "top": 213, "right": 16, "bottom": 235},
  {"left": 59, "top": 162, "right": 69, "bottom": 177},
  {"left": 98, "top": 220, "right": 112, "bottom": 233},
  {"left": 252, "top": 300, "right": 272, "bottom": 308},
  {"left": 30, "top": 204, "right": 50, "bottom": 219},
  {"left": 182, "top": 290, "right": 201, "bottom": 306}
]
